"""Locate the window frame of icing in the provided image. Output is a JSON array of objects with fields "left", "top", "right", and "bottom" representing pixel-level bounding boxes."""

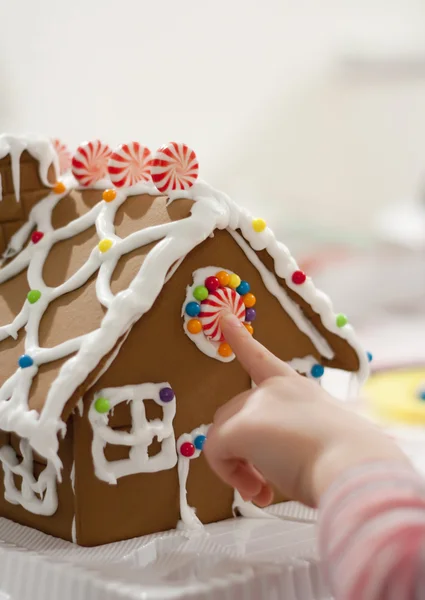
[
  {"left": 182, "top": 266, "right": 256, "bottom": 363},
  {"left": 0, "top": 438, "right": 58, "bottom": 516},
  {"left": 89, "top": 383, "right": 178, "bottom": 485}
]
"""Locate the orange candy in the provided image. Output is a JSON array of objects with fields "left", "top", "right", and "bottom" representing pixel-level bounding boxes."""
[
  {"left": 187, "top": 318, "right": 202, "bottom": 334},
  {"left": 218, "top": 342, "right": 233, "bottom": 357},
  {"left": 244, "top": 323, "right": 254, "bottom": 335},
  {"left": 53, "top": 181, "right": 66, "bottom": 194},
  {"left": 243, "top": 293, "right": 256, "bottom": 308},
  {"left": 215, "top": 270, "right": 230, "bottom": 287},
  {"left": 103, "top": 189, "right": 117, "bottom": 203}
]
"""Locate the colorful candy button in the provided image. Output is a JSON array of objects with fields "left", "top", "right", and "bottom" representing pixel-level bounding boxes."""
[
  {"left": 228, "top": 274, "right": 241, "bottom": 289},
  {"left": 218, "top": 342, "right": 233, "bottom": 358},
  {"left": 108, "top": 142, "right": 152, "bottom": 188},
  {"left": 244, "top": 323, "right": 254, "bottom": 335},
  {"left": 18, "top": 355, "right": 34, "bottom": 369},
  {"left": 205, "top": 276, "right": 220, "bottom": 293},
  {"left": 159, "top": 387, "right": 175, "bottom": 403},
  {"left": 94, "top": 397, "right": 111, "bottom": 413},
  {"left": 292, "top": 270, "right": 306, "bottom": 285},
  {"left": 367, "top": 352, "right": 373, "bottom": 363},
  {"left": 53, "top": 181, "right": 66, "bottom": 194},
  {"left": 252, "top": 218, "right": 266, "bottom": 233},
  {"left": 98, "top": 239, "right": 113, "bottom": 253},
  {"left": 243, "top": 293, "right": 256, "bottom": 308},
  {"left": 185, "top": 301, "right": 201, "bottom": 317},
  {"left": 336, "top": 313, "right": 348, "bottom": 328},
  {"left": 236, "top": 281, "right": 250, "bottom": 296},
  {"left": 193, "top": 285, "right": 208, "bottom": 302},
  {"left": 180, "top": 441, "right": 195, "bottom": 458},
  {"left": 102, "top": 189, "right": 117, "bottom": 203},
  {"left": 151, "top": 142, "right": 199, "bottom": 193},
  {"left": 216, "top": 271, "right": 230, "bottom": 287},
  {"left": 418, "top": 387, "right": 425, "bottom": 401},
  {"left": 31, "top": 231, "right": 44, "bottom": 244},
  {"left": 311, "top": 364, "right": 325, "bottom": 378},
  {"left": 194, "top": 434, "right": 206, "bottom": 451},
  {"left": 187, "top": 318, "right": 202, "bottom": 334},
  {"left": 245, "top": 307, "right": 256, "bottom": 322},
  {"left": 27, "top": 290, "right": 41, "bottom": 304}
]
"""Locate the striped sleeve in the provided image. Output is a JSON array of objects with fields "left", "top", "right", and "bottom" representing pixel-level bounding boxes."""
[{"left": 318, "top": 462, "right": 425, "bottom": 600}]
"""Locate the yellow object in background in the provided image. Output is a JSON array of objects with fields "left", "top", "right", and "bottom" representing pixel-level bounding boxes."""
[{"left": 365, "top": 366, "right": 425, "bottom": 425}]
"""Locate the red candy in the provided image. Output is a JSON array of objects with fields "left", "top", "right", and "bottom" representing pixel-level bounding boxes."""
[
  {"left": 180, "top": 442, "right": 195, "bottom": 458},
  {"left": 151, "top": 142, "right": 199, "bottom": 193},
  {"left": 31, "top": 231, "right": 44, "bottom": 244},
  {"left": 205, "top": 276, "right": 220, "bottom": 293},
  {"left": 72, "top": 140, "right": 112, "bottom": 187},
  {"left": 200, "top": 287, "right": 245, "bottom": 342},
  {"left": 292, "top": 270, "right": 306, "bottom": 285},
  {"left": 108, "top": 142, "right": 152, "bottom": 188}
]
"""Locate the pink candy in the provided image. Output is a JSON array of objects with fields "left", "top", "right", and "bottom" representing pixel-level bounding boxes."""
[
  {"left": 151, "top": 142, "right": 199, "bottom": 193},
  {"left": 108, "top": 142, "right": 152, "bottom": 188},
  {"left": 72, "top": 140, "right": 112, "bottom": 187},
  {"left": 52, "top": 138, "right": 72, "bottom": 174}
]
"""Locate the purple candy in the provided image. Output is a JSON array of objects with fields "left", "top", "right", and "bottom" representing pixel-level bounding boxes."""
[
  {"left": 159, "top": 387, "right": 175, "bottom": 403},
  {"left": 245, "top": 308, "right": 256, "bottom": 322}
]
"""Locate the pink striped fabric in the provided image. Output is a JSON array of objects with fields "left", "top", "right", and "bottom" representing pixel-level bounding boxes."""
[{"left": 318, "top": 462, "right": 425, "bottom": 600}]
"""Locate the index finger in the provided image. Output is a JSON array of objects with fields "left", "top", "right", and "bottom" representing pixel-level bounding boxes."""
[{"left": 220, "top": 313, "right": 295, "bottom": 385}]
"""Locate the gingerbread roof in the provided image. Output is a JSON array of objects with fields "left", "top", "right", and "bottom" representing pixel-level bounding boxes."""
[{"left": 0, "top": 138, "right": 369, "bottom": 473}]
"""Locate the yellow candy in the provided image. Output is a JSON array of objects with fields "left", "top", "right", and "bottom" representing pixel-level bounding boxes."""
[
  {"left": 216, "top": 270, "right": 230, "bottom": 287},
  {"left": 187, "top": 318, "right": 202, "bottom": 334},
  {"left": 53, "top": 181, "right": 66, "bottom": 194},
  {"left": 252, "top": 218, "right": 266, "bottom": 233},
  {"left": 218, "top": 342, "right": 233, "bottom": 358},
  {"left": 103, "top": 189, "right": 117, "bottom": 203},
  {"left": 228, "top": 274, "right": 241, "bottom": 289},
  {"left": 98, "top": 239, "right": 113, "bottom": 253}
]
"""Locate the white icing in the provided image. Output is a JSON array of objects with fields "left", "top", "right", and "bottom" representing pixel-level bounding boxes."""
[
  {"left": 89, "top": 383, "right": 177, "bottom": 485},
  {"left": 0, "top": 439, "right": 57, "bottom": 516},
  {"left": 0, "top": 134, "right": 59, "bottom": 202},
  {"left": 232, "top": 489, "right": 276, "bottom": 520},
  {"left": 176, "top": 424, "right": 210, "bottom": 530},
  {"left": 71, "top": 516, "right": 77, "bottom": 544},
  {"left": 70, "top": 461, "right": 75, "bottom": 494},
  {"left": 0, "top": 169, "right": 368, "bottom": 500}
]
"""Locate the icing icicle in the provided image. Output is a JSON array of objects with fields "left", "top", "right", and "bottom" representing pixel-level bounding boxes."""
[{"left": 0, "top": 135, "right": 59, "bottom": 201}]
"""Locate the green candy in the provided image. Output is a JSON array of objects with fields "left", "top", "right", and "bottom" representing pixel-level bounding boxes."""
[
  {"left": 94, "top": 397, "right": 111, "bottom": 414},
  {"left": 193, "top": 285, "right": 208, "bottom": 302},
  {"left": 336, "top": 313, "right": 348, "bottom": 327},
  {"left": 27, "top": 290, "right": 42, "bottom": 304}
]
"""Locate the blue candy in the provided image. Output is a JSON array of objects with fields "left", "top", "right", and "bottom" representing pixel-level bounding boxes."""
[
  {"left": 236, "top": 281, "right": 250, "bottom": 296},
  {"left": 185, "top": 301, "right": 201, "bottom": 317},
  {"left": 18, "top": 355, "right": 34, "bottom": 369},
  {"left": 311, "top": 364, "right": 325, "bottom": 379},
  {"left": 194, "top": 434, "right": 207, "bottom": 451}
]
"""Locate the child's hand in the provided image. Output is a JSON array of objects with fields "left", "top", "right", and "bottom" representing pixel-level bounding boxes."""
[{"left": 204, "top": 314, "right": 408, "bottom": 507}]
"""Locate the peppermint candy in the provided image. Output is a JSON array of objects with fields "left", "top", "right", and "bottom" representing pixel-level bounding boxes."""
[
  {"left": 200, "top": 288, "right": 245, "bottom": 342},
  {"left": 52, "top": 138, "right": 72, "bottom": 174},
  {"left": 151, "top": 142, "right": 199, "bottom": 193},
  {"left": 72, "top": 140, "right": 112, "bottom": 187},
  {"left": 108, "top": 142, "right": 152, "bottom": 188}
]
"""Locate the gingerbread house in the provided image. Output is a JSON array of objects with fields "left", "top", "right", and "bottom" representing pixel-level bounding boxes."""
[{"left": 0, "top": 135, "right": 369, "bottom": 546}]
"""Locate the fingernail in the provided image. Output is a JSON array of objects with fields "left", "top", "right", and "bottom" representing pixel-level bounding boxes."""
[{"left": 220, "top": 312, "right": 244, "bottom": 328}]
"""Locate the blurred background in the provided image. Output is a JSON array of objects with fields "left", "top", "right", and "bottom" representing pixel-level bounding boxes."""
[{"left": 1, "top": 0, "right": 424, "bottom": 363}]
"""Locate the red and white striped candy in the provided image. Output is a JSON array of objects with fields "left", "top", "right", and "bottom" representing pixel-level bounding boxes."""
[
  {"left": 52, "top": 138, "right": 72, "bottom": 174},
  {"left": 200, "top": 288, "right": 245, "bottom": 342},
  {"left": 107, "top": 142, "right": 152, "bottom": 188},
  {"left": 151, "top": 142, "right": 199, "bottom": 193},
  {"left": 72, "top": 140, "right": 112, "bottom": 187}
]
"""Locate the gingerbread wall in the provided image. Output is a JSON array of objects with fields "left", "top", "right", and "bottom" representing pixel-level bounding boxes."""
[
  {"left": 72, "top": 230, "right": 347, "bottom": 546},
  {"left": 0, "top": 152, "right": 55, "bottom": 255}
]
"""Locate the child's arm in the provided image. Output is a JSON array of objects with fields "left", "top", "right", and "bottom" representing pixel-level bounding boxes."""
[{"left": 205, "top": 313, "right": 423, "bottom": 599}]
